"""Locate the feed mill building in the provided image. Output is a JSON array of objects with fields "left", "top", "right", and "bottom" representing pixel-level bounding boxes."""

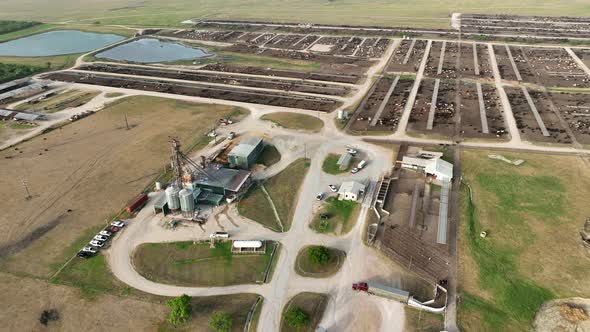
[{"left": 228, "top": 137, "right": 264, "bottom": 169}]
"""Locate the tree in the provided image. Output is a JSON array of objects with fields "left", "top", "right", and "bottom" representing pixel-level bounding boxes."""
[
  {"left": 307, "top": 246, "right": 330, "bottom": 265},
  {"left": 209, "top": 311, "right": 232, "bottom": 332},
  {"left": 284, "top": 306, "right": 309, "bottom": 328},
  {"left": 166, "top": 294, "right": 192, "bottom": 325}
]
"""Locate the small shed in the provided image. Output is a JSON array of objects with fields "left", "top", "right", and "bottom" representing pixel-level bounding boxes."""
[
  {"left": 232, "top": 240, "right": 266, "bottom": 254},
  {"left": 228, "top": 137, "right": 264, "bottom": 169},
  {"left": 0, "top": 109, "right": 16, "bottom": 120},
  {"left": 337, "top": 153, "right": 353, "bottom": 171},
  {"left": 338, "top": 181, "right": 366, "bottom": 201},
  {"left": 13, "top": 111, "right": 45, "bottom": 121}
]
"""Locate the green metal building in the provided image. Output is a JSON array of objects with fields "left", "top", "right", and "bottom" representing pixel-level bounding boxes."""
[{"left": 228, "top": 137, "right": 264, "bottom": 169}]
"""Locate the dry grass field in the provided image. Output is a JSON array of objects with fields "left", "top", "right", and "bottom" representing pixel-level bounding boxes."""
[
  {"left": 458, "top": 150, "right": 590, "bottom": 331},
  {"left": 0, "top": 96, "right": 247, "bottom": 278}
]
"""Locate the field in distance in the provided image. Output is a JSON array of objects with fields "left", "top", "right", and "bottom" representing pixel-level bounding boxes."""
[{"left": 2, "top": 0, "right": 590, "bottom": 29}]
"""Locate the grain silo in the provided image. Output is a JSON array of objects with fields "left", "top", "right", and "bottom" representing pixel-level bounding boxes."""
[
  {"left": 165, "top": 185, "right": 181, "bottom": 210},
  {"left": 179, "top": 188, "right": 195, "bottom": 217}
]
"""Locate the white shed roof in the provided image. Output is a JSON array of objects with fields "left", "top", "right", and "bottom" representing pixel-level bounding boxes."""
[
  {"left": 426, "top": 158, "right": 453, "bottom": 180},
  {"left": 338, "top": 181, "right": 365, "bottom": 195},
  {"left": 402, "top": 156, "right": 431, "bottom": 168},
  {"left": 233, "top": 240, "right": 263, "bottom": 248}
]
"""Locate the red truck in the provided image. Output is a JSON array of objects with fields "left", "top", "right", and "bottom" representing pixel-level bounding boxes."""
[
  {"left": 126, "top": 193, "right": 148, "bottom": 213},
  {"left": 352, "top": 282, "right": 410, "bottom": 303}
]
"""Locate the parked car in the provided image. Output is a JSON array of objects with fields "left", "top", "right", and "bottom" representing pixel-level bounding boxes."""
[
  {"left": 82, "top": 246, "right": 98, "bottom": 253},
  {"left": 210, "top": 231, "right": 229, "bottom": 239},
  {"left": 316, "top": 192, "right": 324, "bottom": 200},
  {"left": 107, "top": 225, "right": 120, "bottom": 233},
  {"left": 89, "top": 240, "right": 105, "bottom": 248},
  {"left": 328, "top": 184, "right": 338, "bottom": 192},
  {"left": 357, "top": 160, "right": 367, "bottom": 169},
  {"left": 77, "top": 251, "right": 94, "bottom": 259},
  {"left": 94, "top": 235, "right": 108, "bottom": 242},
  {"left": 99, "top": 230, "right": 112, "bottom": 237},
  {"left": 228, "top": 132, "right": 236, "bottom": 140},
  {"left": 351, "top": 167, "right": 359, "bottom": 174},
  {"left": 111, "top": 220, "right": 125, "bottom": 228},
  {"left": 346, "top": 148, "right": 358, "bottom": 155}
]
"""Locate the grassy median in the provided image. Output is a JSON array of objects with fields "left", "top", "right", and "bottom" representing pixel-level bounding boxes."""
[
  {"left": 133, "top": 241, "right": 279, "bottom": 287},
  {"left": 261, "top": 112, "right": 324, "bottom": 132}
]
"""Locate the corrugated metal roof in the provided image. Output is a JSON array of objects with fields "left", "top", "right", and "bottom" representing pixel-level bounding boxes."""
[
  {"left": 337, "top": 153, "right": 352, "bottom": 166},
  {"left": 229, "top": 137, "right": 262, "bottom": 158},
  {"left": 0, "top": 78, "right": 29, "bottom": 92},
  {"left": 338, "top": 181, "right": 365, "bottom": 195},
  {"left": 13, "top": 112, "right": 43, "bottom": 121},
  {"left": 194, "top": 166, "right": 251, "bottom": 193},
  {"left": 0, "top": 109, "right": 16, "bottom": 117}
]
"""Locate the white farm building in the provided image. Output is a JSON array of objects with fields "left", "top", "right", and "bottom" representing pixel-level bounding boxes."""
[
  {"left": 401, "top": 154, "right": 453, "bottom": 184},
  {"left": 338, "top": 181, "right": 366, "bottom": 201}
]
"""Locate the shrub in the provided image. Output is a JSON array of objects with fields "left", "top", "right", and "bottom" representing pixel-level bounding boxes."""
[
  {"left": 308, "top": 246, "right": 330, "bottom": 265},
  {"left": 209, "top": 311, "right": 232, "bottom": 332},
  {"left": 284, "top": 306, "right": 309, "bottom": 328},
  {"left": 167, "top": 294, "right": 192, "bottom": 325}
]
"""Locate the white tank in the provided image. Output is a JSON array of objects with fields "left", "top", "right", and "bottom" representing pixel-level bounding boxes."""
[
  {"left": 165, "top": 185, "right": 181, "bottom": 210},
  {"left": 179, "top": 188, "right": 195, "bottom": 213}
]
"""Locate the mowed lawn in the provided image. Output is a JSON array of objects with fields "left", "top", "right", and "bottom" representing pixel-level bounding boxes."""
[
  {"left": 238, "top": 158, "right": 310, "bottom": 232},
  {"left": 310, "top": 197, "right": 360, "bottom": 235},
  {"left": 294, "top": 246, "right": 345, "bottom": 278},
  {"left": 280, "top": 292, "right": 328, "bottom": 332},
  {"left": 3, "top": 0, "right": 590, "bottom": 28},
  {"left": 261, "top": 112, "right": 324, "bottom": 132},
  {"left": 133, "top": 241, "right": 278, "bottom": 286},
  {"left": 0, "top": 96, "right": 247, "bottom": 278},
  {"left": 458, "top": 150, "right": 590, "bottom": 331}
]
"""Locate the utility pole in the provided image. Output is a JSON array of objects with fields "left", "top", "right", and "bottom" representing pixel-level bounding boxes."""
[
  {"left": 124, "top": 114, "right": 129, "bottom": 130},
  {"left": 20, "top": 177, "right": 31, "bottom": 200}
]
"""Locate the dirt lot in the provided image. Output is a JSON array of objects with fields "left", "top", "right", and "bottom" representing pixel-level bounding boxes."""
[
  {"left": 505, "top": 86, "right": 571, "bottom": 144},
  {"left": 43, "top": 71, "right": 341, "bottom": 112},
  {"left": 202, "top": 63, "right": 360, "bottom": 84},
  {"left": 387, "top": 39, "right": 427, "bottom": 73},
  {"left": 79, "top": 63, "right": 351, "bottom": 97},
  {"left": 350, "top": 76, "right": 413, "bottom": 132},
  {"left": 492, "top": 44, "right": 519, "bottom": 82},
  {"left": 407, "top": 78, "right": 456, "bottom": 137},
  {"left": 513, "top": 46, "right": 590, "bottom": 88},
  {"left": 0, "top": 96, "right": 246, "bottom": 278},
  {"left": 549, "top": 92, "right": 590, "bottom": 144},
  {"left": 459, "top": 82, "right": 507, "bottom": 139}
]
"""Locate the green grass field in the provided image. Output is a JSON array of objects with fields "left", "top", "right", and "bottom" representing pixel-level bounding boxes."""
[
  {"left": 322, "top": 153, "right": 354, "bottom": 174},
  {"left": 3, "top": 0, "right": 590, "bottom": 29},
  {"left": 238, "top": 158, "right": 310, "bottom": 232},
  {"left": 257, "top": 144, "right": 281, "bottom": 167},
  {"left": 294, "top": 246, "right": 345, "bottom": 278},
  {"left": 458, "top": 150, "right": 590, "bottom": 331},
  {"left": 260, "top": 112, "right": 324, "bottom": 132},
  {"left": 133, "top": 241, "right": 278, "bottom": 287},
  {"left": 310, "top": 197, "right": 359, "bottom": 235}
]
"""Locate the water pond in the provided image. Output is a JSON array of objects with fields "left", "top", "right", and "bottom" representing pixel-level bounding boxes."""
[
  {"left": 0, "top": 30, "right": 125, "bottom": 57},
  {"left": 95, "top": 38, "right": 211, "bottom": 63}
]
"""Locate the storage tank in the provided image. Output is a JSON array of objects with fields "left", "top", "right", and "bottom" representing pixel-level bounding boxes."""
[
  {"left": 165, "top": 185, "right": 181, "bottom": 210},
  {"left": 179, "top": 188, "right": 195, "bottom": 215}
]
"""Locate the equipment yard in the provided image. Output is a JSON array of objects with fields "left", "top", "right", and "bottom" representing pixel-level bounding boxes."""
[{"left": 1, "top": 10, "right": 590, "bottom": 332}]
